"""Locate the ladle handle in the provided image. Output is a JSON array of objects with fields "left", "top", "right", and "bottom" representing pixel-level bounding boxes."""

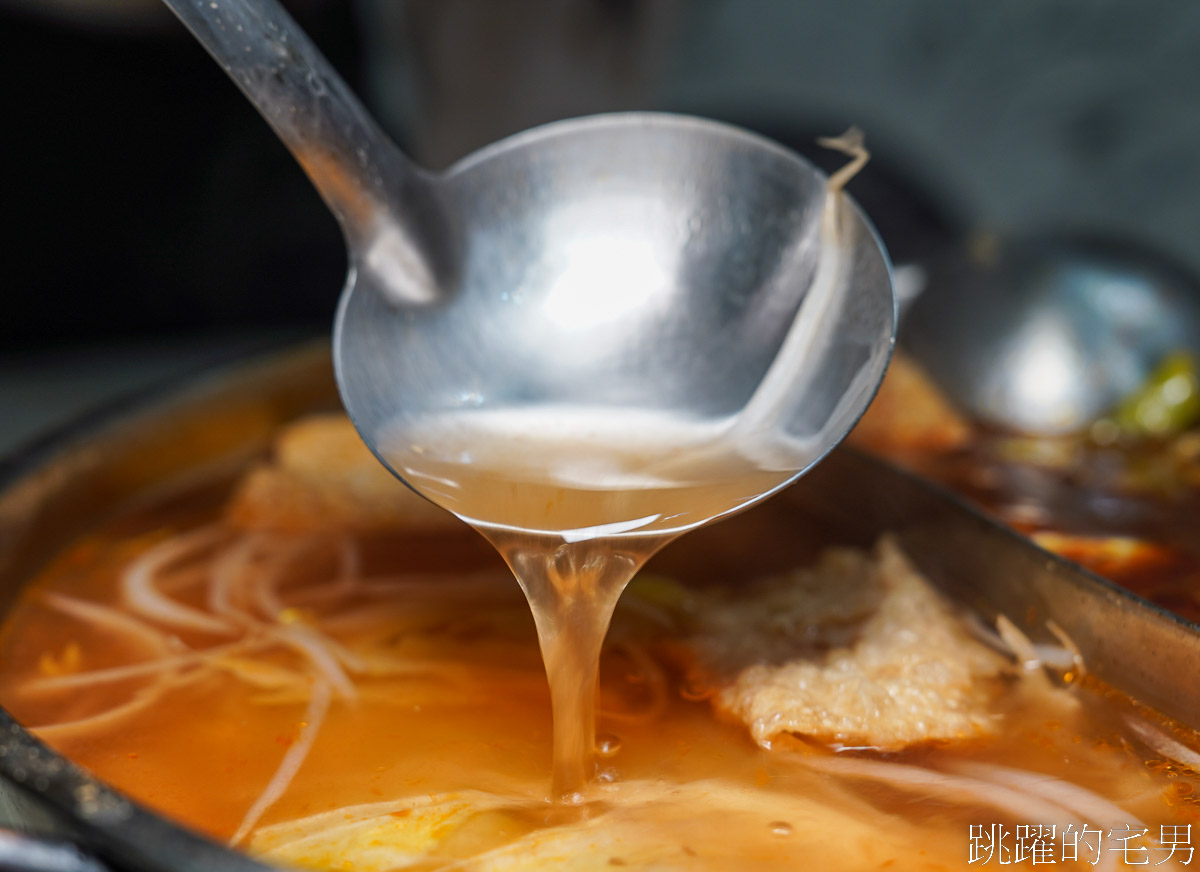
[{"left": 160, "top": 0, "right": 427, "bottom": 243}]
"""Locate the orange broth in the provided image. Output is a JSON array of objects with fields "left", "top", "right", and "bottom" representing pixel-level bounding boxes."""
[{"left": 0, "top": 493, "right": 1198, "bottom": 870}]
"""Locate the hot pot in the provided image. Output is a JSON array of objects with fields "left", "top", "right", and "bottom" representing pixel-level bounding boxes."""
[{"left": 0, "top": 342, "right": 1197, "bottom": 871}]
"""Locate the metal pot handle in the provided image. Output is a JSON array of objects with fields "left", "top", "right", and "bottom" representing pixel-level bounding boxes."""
[{"left": 0, "top": 829, "right": 112, "bottom": 872}]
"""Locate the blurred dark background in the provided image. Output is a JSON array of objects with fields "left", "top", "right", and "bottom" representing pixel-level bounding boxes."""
[{"left": 2, "top": 0, "right": 1200, "bottom": 447}]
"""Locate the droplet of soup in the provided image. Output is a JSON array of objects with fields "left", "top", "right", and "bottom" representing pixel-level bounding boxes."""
[
  {"left": 768, "top": 820, "right": 793, "bottom": 837},
  {"left": 596, "top": 733, "right": 622, "bottom": 758}
]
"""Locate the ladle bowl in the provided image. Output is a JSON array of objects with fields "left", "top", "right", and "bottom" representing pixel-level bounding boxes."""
[
  {"left": 337, "top": 114, "right": 896, "bottom": 517},
  {"left": 164, "top": 0, "right": 895, "bottom": 528}
]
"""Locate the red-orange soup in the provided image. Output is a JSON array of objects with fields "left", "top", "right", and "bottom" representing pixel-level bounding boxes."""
[{"left": 1, "top": 422, "right": 1198, "bottom": 871}]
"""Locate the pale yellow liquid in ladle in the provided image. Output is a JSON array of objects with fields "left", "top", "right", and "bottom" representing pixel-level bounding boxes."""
[{"left": 384, "top": 407, "right": 796, "bottom": 800}]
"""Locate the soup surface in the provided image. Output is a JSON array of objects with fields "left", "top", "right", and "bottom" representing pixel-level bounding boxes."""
[
  {"left": 852, "top": 351, "right": 1200, "bottom": 623},
  {"left": 1, "top": 415, "right": 1199, "bottom": 871}
]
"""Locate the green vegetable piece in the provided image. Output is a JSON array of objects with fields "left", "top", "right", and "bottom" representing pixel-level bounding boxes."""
[{"left": 1114, "top": 352, "right": 1200, "bottom": 439}]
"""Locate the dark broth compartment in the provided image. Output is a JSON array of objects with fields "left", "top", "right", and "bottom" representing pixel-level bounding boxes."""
[{"left": 0, "top": 344, "right": 1198, "bottom": 871}]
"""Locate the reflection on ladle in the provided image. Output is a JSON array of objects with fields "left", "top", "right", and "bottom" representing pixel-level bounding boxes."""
[{"left": 160, "top": 0, "right": 895, "bottom": 802}]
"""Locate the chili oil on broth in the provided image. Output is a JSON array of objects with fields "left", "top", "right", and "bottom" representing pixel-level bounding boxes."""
[{"left": 0, "top": 453, "right": 1195, "bottom": 868}]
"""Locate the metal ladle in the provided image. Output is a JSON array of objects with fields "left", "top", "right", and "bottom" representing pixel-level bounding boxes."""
[
  {"left": 903, "top": 235, "right": 1200, "bottom": 435},
  {"left": 163, "top": 0, "right": 895, "bottom": 527}
]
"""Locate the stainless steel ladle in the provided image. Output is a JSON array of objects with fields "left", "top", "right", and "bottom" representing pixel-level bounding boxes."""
[
  {"left": 903, "top": 235, "right": 1200, "bottom": 435},
  {"left": 163, "top": 0, "right": 895, "bottom": 524}
]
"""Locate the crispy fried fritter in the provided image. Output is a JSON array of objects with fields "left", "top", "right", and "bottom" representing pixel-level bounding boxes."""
[
  {"left": 226, "top": 414, "right": 462, "bottom": 533},
  {"left": 680, "top": 537, "right": 1007, "bottom": 750}
]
